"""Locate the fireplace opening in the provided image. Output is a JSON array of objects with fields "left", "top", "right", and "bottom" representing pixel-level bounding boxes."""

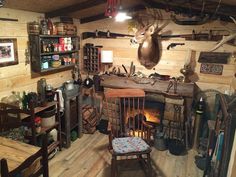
[
  {"left": 144, "top": 100, "right": 164, "bottom": 124},
  {"left": 123, "top": 97, "right": 165, "bottom": 129}
]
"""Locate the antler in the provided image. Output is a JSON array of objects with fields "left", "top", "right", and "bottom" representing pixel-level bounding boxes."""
[
  {"left": 210, "top": 16, "right": 236, "bottom": 51},
  {"left": 130, "top": 8, "right": 162, "bottom": 29}
]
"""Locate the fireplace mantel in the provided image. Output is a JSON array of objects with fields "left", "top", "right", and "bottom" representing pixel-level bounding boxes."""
[{"left": 101, "top": 75, "right": 195, "bottom": 98}]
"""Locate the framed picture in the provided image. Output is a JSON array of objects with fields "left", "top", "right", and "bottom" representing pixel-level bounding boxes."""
[{"left": 0, "top": 38, "right": 18, "bottom": 67}]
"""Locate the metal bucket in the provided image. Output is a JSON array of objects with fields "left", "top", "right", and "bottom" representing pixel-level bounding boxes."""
[{"left": 154, "top": 132, "right": 167, "bottom": 151}]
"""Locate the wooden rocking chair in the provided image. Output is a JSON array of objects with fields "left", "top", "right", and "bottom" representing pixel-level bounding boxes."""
[{"left": 104, "top": 88, "right": 153, "bottom": 177}]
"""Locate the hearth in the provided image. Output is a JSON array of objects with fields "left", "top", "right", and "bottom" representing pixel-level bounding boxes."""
[
  {"left": 144, "top": 99, "right": 164, "bottom": 124},
  {"left": 123, "top": 95, "right": 165, "bottom": 127}
]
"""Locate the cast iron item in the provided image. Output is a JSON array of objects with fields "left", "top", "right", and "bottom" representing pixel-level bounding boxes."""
[
  {"left": 83, "top": 75, "right": 93, "bottom": 88},
  {"left": 93, "top": 75, "right": 103, "bottom": 92},
  {"left": 37, "top": 78, "right": 47, "bottom": 106},
  {"left": 168, "top": 139, "right": 185, "bottom": 155}
]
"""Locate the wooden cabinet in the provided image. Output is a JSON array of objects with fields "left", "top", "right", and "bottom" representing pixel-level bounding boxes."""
[
  {"left": 29, "top": 34, "right": 79, "bottom": 74},
  {"left": 83, "top": 45, "right": 101, "bottom": 73}
]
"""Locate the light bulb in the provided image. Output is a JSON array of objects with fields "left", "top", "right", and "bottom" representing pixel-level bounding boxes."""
[{"left": 115, "top": 12, "right": 132, "bottom": 22}]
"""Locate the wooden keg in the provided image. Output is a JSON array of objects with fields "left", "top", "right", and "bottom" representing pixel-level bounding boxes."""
[
  {"left": 28, "top": 21, "right": 40, "bottom": 34},
  {"left": 56, "top": 23, "right": 66, "bottom": 35},
  {"left": 66, "top": 24, "right": 77, "bottom": 35}
]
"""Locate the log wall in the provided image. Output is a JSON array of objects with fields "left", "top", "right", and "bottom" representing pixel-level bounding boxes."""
[
  {"left": 79, "top": 11, "right": 236, "bottom": 94},
  {"left": 0, "top": 8, "right": 74, "bottom": 99}
]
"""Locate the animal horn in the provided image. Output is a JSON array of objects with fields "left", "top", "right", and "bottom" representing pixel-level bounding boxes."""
[
  {"left": 209, "top": 33, "right": 236, "bottom": 51},
  {"left": 210, "top": 16, "right": 236, "bottom": 52},
  {"left": 230, "top": 16, "right": 236, "bottom": 25}
]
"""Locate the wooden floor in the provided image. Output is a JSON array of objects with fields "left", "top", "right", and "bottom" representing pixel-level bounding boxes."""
[{"left": 49, "top": 131, "right": 203, "bottom": 177}]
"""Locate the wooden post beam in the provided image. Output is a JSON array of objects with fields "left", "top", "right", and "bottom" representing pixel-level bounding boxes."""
[{"left": 45, "top": 0, "right": 107, "bottom": 18}]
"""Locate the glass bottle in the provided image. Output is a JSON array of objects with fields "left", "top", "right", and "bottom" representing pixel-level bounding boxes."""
[
  {"left": 47, "top": 18, "right": 53, "bottom": 35},
  {"left": 22, "top": 91, "right": 28, "bottom": 110}
]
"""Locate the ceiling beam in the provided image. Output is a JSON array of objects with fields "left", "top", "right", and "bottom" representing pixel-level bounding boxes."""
[
  {"left": 45, "top": 0, "right": 107, "bottom": 18},
  {"left": 142, "top": 0, "right": 236, "bottom": 21},
  {"left": 80, "top": 13, "right": 108, "bottom": 24},
  {"left": 80, "top": 4, "right": 145, "bottom": 24}
]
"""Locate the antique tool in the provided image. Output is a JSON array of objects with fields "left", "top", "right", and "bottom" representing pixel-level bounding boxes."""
[
  {"left": 129, "top": 61, "right": 136, "bottom": 76},
  {"left": 122, "top": 64, "right": 128, "bottom": 74},
  {"left": 149, "top": 72, "right": 170, "bottom": 81},
  {"left": 167, "top": 43, "right": 185, "bottom": 50}
]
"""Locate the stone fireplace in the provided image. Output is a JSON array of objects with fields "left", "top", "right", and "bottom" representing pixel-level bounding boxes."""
[{"left": 101, "top": 75, "right": 196, "bottom": 122}]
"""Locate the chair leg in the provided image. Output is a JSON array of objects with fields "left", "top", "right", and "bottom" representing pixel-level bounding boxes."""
[
  {"left": 146, "top": 153, "right": 152, "bottom": 177},
  {"left": 111, "top": 155, "right": 117, "bottom": 177}
]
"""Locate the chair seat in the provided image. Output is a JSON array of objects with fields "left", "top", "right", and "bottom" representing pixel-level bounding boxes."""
[{"left": 112, "top": 137, "right": 150, "bottom": 154}]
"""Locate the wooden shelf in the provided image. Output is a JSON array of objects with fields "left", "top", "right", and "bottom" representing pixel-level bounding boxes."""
[
  {"left": 83, "top": 45, "right": 101, "bottom": 73},
  {"left": 40, "top": 64, "right": 75, "bottom": 73},
  {"left": 29, "top": 34, "right": 79, "bottom": 74},
  {"left": 48, "top": 141, "right": 60, "bottom": 154},
  {"left": 40, "top": 50, "right": 78, "bottom": 56},
  {"left": 34, "top": 101, "right": 57, "bottom": 113}
]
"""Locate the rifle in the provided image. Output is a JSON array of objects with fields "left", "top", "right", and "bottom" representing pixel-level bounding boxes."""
[
  {"left": 82, "top": 30, "right": 225, "bottom": 42},
  {"left": 82, "top": 30, "right": 134, "bottom": 40},
  {"left": 160, "top": 30, "right": 224, "bottom": 41}
]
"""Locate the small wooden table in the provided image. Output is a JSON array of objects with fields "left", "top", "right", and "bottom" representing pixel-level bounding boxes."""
[{"left": 0, "top": 137, "right": 40, "bottom": 172}]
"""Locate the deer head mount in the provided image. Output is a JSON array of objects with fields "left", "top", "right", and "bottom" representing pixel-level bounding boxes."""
[
  {"left": 131, "top": 8, "right": 165, "bottom": 69},
  {"left": 210, "top": 16, "right": 236, "bottom": 51}
]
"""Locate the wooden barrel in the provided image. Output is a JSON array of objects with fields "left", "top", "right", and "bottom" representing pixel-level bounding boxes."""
[
  {"left": 56, "top": 23, "right": 66, "bottom": 35},
  {"left": 28, "top": 22, "right": 40, "bottom": 34},
  {"left": 66, "top": 24, "right": 77, "bottom": 35}
]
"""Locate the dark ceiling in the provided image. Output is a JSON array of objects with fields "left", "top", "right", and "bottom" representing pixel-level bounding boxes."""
[{"left": 2, "top": 0, "right": 236, "bottom": 23}]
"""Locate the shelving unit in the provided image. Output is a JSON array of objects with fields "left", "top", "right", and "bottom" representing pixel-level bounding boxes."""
[
  {"left": 83, "top": 45, "right": 101, "bottom": 73},
  {"left": 29, "top": 34, "right": 79, "bottom": 74},
  {"left": 22, "top": 100, "right": 61, "bottom": 154}
]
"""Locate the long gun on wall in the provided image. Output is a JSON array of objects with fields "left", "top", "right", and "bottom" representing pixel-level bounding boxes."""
[
  {"left": 82, "top": 30, "right": 133, "bottom": 40},
  {"left": 82, "top": 30, "right": 228, "bottom": 42}
]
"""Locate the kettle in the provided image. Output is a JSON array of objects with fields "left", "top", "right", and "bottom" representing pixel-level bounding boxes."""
[
  {"left": 64, "top": 80, "right": 75, "bottom": 90},
  {"left": 83, "top": 75, "right": 93, "bottom": 88}
]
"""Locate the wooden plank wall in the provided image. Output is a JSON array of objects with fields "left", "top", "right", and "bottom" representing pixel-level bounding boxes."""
[
  {"left": 0, "top": 8, "right": 73, "bottom": 99},
  {"left": 79, "top": 11, "right": 236, "bottom": 94}
]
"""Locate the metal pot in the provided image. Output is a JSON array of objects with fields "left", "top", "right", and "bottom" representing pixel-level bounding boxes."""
[{"left": 154, "top": 132, "right": 167, "bottom": 151}]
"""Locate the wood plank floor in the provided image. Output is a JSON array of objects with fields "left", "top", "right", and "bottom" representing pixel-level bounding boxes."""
[{"left": 49, "top": 131, "right": 203, "bottom": 177}]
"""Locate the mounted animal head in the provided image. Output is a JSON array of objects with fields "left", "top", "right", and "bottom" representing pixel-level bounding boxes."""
[
  {"left": 130, "top": 8, "right": 165, "bottom": 69},
  {"left": 210, "top": 16, "right": 236, "bottom": 51}
]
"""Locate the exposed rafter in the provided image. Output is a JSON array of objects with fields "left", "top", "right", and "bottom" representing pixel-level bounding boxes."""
[
  {"left": 80, "top": 13, "right": 108, "bottom": 24},
  {"left": 45, "top": 0, "right": 106, "bottom": 18},
  {"left": 142, "top": 0, "right": 236, "bottom": 22},
  {"left": 80, "top": 4, "right": 145, "bottom": 24}
]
